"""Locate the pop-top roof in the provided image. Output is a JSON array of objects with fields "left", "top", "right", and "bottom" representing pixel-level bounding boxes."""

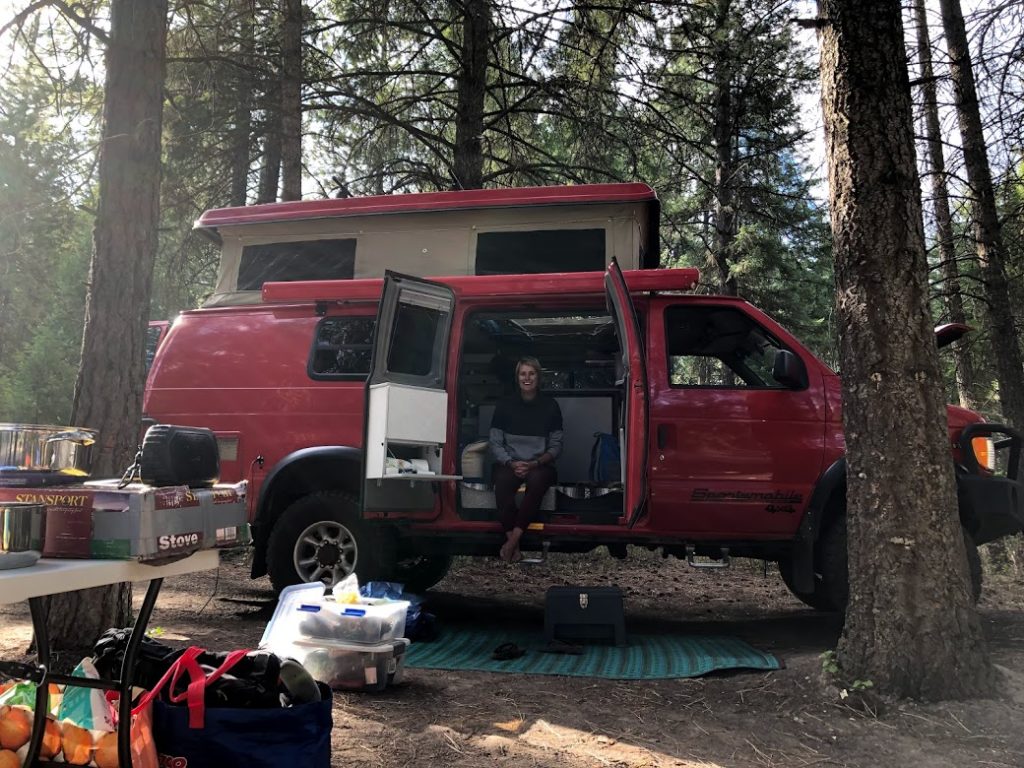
[{"left": 195, "top": 183, "right": 658, "bottom": 231}]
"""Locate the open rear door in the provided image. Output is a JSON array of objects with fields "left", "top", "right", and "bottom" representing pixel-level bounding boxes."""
[
  {"left": 362, "top": 271, "right": 460, "bottom": 514},
  {"left": 605, "top": 258, "right": 649, "bottom": 528}
]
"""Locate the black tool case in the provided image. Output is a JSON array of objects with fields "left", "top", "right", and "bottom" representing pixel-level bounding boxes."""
[{"left": 544, "top": 585, "right": 626, "bottom": 646}]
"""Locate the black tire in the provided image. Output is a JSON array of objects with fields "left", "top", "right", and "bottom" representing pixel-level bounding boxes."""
[
  {"left": 779, "top": 557, "right": 838, "bottom": 611},
  {"left": 391, "top": 554, "right": 454, "bottom": 594},
  {"left": 266, "top": 491, "right": 396, "bottom": 593},
  {"left": 819, "top": 515, "right": 849, "bottom": 612}
]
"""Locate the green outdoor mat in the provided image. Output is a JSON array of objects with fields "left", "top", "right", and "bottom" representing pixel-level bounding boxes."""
[{"left": 405, "top": 626, "right": 782, "bottom": 679}]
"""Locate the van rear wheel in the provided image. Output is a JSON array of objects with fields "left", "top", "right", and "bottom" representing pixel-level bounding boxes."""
[{"left": 266, "top": 491, "right": 396, "bottom": 593}]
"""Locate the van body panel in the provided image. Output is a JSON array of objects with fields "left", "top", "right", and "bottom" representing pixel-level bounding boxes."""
[{"left": 644, "top": 297, "right": 828, "bottom": 538}]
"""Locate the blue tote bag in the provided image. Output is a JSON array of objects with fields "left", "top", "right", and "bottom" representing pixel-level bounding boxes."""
[{"left": 142, "top": 647, "right": 332, "bottom": 768}]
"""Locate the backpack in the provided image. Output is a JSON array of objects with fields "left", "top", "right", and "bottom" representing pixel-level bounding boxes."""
[{"left": 589, "top": 432, "right": 621, "bottom": 484}]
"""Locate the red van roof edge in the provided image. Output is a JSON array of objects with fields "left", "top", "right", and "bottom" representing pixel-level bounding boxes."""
[
  {"left": 196, "top": 183, "right": 656, "bottom": 230},
  {"left": 261, "top": 268, "right": 699, "bottom": 304}
]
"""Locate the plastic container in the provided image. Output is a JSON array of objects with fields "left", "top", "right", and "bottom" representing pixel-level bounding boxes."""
[
  {"left": 268, "top": 637, "right": 410, "bottom": 692},
  {"left": 262, "top": 582, "right": 410, "bottom": 647}
]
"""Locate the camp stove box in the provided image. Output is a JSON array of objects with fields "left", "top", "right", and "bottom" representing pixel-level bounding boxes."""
[{"left": 0, "top": 481, "right": 248, "bottom": 560}]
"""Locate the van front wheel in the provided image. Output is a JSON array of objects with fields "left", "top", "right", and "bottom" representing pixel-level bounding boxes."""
[{"left": 266, "top": 491, "right": 396, "bottom": 593}]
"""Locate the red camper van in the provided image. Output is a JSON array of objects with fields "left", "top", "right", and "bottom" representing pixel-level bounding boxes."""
[{"left": 144, "top": 184, "right": 1023, "bottom": 612}]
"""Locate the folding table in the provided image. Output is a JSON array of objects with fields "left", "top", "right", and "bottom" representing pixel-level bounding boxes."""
[{"left": 0, "top": 550, "right": 220, "bottom": 767}]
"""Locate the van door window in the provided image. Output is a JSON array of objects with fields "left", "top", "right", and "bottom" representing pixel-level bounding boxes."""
[
  {"left": 309, "top": 316, "right": 375, "bottom": 379},
  {"left": 665, "top": 306, "right": 787, "bottom": 388},
  {"left": 475, "top": 229, "right": 605, "bottom": 275},
  {"left": 238, "top": 238, "right": 356, "bottom": 290},
  {"left": 386, "top": 300, "right": 445, "bottom": 377}
]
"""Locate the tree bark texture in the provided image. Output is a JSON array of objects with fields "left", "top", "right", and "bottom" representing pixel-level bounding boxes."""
[
  {"left": 229, "top": 0, "right": 255, "bottom": 207},
  {"left": 279, "top": 0, "right": 302, "bottom": 201},
  {"left": 937, "top": 0, "right": 1024, "bottom": 431},
  {"left": 913, "top": 0, "right": 976, "bottom": 409},
  {"left": 452, "top": 0, "right": 489, "bottom": 190},
  {"left": 40, "top": 586, "right": 131, "bottom": 661},
  {"left": 61, "top": 0, "right": 169, "bottom": 648},
  {"left": 817, "top": 0, "right": 993, "bottom": 698}
]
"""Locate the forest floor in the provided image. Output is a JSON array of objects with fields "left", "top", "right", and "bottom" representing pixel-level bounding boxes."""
[{"left": 2, "top": 547, "right": 1023, "bottom": 768}]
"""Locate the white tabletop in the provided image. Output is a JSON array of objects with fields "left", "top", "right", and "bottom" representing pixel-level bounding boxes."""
[{"left": 0, "top": 549, "right": 219, "bottom": 604}]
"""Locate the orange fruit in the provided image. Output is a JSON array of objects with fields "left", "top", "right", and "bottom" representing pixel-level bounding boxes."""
[
  {"left": 0, "top": 706, "right": 31, "bottom": 750},
  {"left": 41, "top": 717, "right": 62, "bottom": 760},
  {"left": 93, "top": 730, "right": 119, "bottom": 768},
  {"left": 61, "top": 721, "right": 94, "bottom": 765},
  {"left": 0, "top": 749, "right": 21, "bottom": 768}
]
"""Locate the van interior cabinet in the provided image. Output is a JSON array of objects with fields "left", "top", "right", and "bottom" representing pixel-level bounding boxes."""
[{"left": 366, "top": 383, "right": 458, "bottom": 481}]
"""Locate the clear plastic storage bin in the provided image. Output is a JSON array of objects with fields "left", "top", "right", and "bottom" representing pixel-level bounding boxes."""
[
  {"left": 268, "top": 637, "right": 410, "bottom": 692},
  {"left": 260, "top": 582, "right": 410, "bottom": 647}
]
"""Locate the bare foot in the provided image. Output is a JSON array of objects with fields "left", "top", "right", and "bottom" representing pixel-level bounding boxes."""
[
  {"left": 499, "top": 538, "right": 516, "bottom": 562},
  {"left": 499, "top": 528, "right": 523, "bottom": 563}
]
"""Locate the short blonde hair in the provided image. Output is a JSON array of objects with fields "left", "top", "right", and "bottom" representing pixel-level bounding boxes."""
[{"left": 515, "top": 356, "right": 542, "bottom": 382}]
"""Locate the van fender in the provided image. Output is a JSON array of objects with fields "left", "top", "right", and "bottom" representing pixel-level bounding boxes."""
[
  {"left": 250, "top": 446, "right": 363, "bottom": 577},
  {"left": 790, "top": 457, "right": 846, "bottom": 592}
]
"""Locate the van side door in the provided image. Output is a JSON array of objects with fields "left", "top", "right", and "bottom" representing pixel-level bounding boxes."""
[
  {"left": 362, "top": 271, "right": 461, "bottom": 516},
  {"left": 605, "top": 259, "right": 649, "bottom": 527}
]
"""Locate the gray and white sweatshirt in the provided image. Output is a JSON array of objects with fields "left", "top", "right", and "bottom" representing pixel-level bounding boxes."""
[{"left": 488, "top": 394, "right": 563, "bottom": 465}]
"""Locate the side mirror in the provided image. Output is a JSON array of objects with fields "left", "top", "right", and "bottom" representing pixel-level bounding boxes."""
[{"left": 772, "top": 350, "right": 808, "bottom": 389}]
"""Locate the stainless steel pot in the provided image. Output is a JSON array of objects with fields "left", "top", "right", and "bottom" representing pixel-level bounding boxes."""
[
  {"left": 0, "top": 501, "right": 46, "bottom": 569},
  {"left": 0, "top": 423, "right": 97, "bottom": 476}
]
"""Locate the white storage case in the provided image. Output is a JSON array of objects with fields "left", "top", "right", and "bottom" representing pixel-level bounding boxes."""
[
  {"left": 261, "top": 582, "right": 410, "bottom": 647},
  {"left": 271, "top": 637, "right": 410, "bottom": 692}
]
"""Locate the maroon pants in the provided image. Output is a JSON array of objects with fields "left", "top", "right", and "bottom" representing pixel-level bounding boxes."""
[{"left": 493, "top": 462, "right": 557, "bottom": 532}]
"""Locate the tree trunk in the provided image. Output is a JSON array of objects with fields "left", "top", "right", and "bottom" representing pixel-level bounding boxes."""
[
  {"left": 51, "top": 0, "right": 169, "bottom": 651},
  {"left": 279, "top": 0, "right": 302, "bottom": 201},
  {"left": 937, "top": 0, "right": 1024, "bottom": 431},
  {"left": 451, "top": 0, "right": 489, "bottom": 190},
  {"left": 817, "top": 0, "right": 993, "bottom": 699},
  {"left": 913, "top": 0, "right": 976, "bottom": 409},
  {"left": 257, "top": 79, "right": 282, "bottom": 204},
  {"left": 229, "top": 0, "right": 255, "bottom": 207}
]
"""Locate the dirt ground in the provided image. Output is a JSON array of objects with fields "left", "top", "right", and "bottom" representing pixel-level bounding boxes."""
[{"left": 2, "top": 549, "right": 1023, "bottom": 768}]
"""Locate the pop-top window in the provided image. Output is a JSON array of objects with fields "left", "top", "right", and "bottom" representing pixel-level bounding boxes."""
[
  {"left": 475, "top": 229, "right": 605, "bottom": 275},
  {"left": 238, "top": 239, "right": 356, "bottom": 290},
  {"left": 309, "top": 316, "right": 375, "bottom": 378}
]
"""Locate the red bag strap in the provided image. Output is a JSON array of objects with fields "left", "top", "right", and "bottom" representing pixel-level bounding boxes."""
[
  {"left": 132, "top": 647, "right": 204, "bottom": 715},
  {"left": 176, "top": 649, "right": 251, "bottom": 729},
  {"left": 131, "top": 646, "right": 250, "bottom": 727}
]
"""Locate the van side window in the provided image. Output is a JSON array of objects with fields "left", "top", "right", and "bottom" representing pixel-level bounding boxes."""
[
  {"left": 475, "top": 229, "right": 605, "bottom": 275},
  {"left": 238, "top": 239, "right": 356, "bottom": 290},
  {"left": 309, "top": 316, "right": 375, "bottom": 379},
  {"left": 665, "top": 306, "right": 787, "bottom": 388}
]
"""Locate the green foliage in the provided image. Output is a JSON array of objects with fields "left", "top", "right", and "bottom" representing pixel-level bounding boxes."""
[
  {"left": 820, "top": 650, "right": 840, "bottom": 676},
  {"left": 0, "top": 57, "right": 95, "bottom": 423}
]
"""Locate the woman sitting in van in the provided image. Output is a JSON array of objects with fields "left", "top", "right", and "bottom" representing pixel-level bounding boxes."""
[{"left": 489, "top": 356, "right": 563, "bottom": 563}]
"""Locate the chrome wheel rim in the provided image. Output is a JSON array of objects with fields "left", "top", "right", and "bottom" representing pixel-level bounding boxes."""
[{"left": 293, "top": 520, "right": 357, "bottom": 586}]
